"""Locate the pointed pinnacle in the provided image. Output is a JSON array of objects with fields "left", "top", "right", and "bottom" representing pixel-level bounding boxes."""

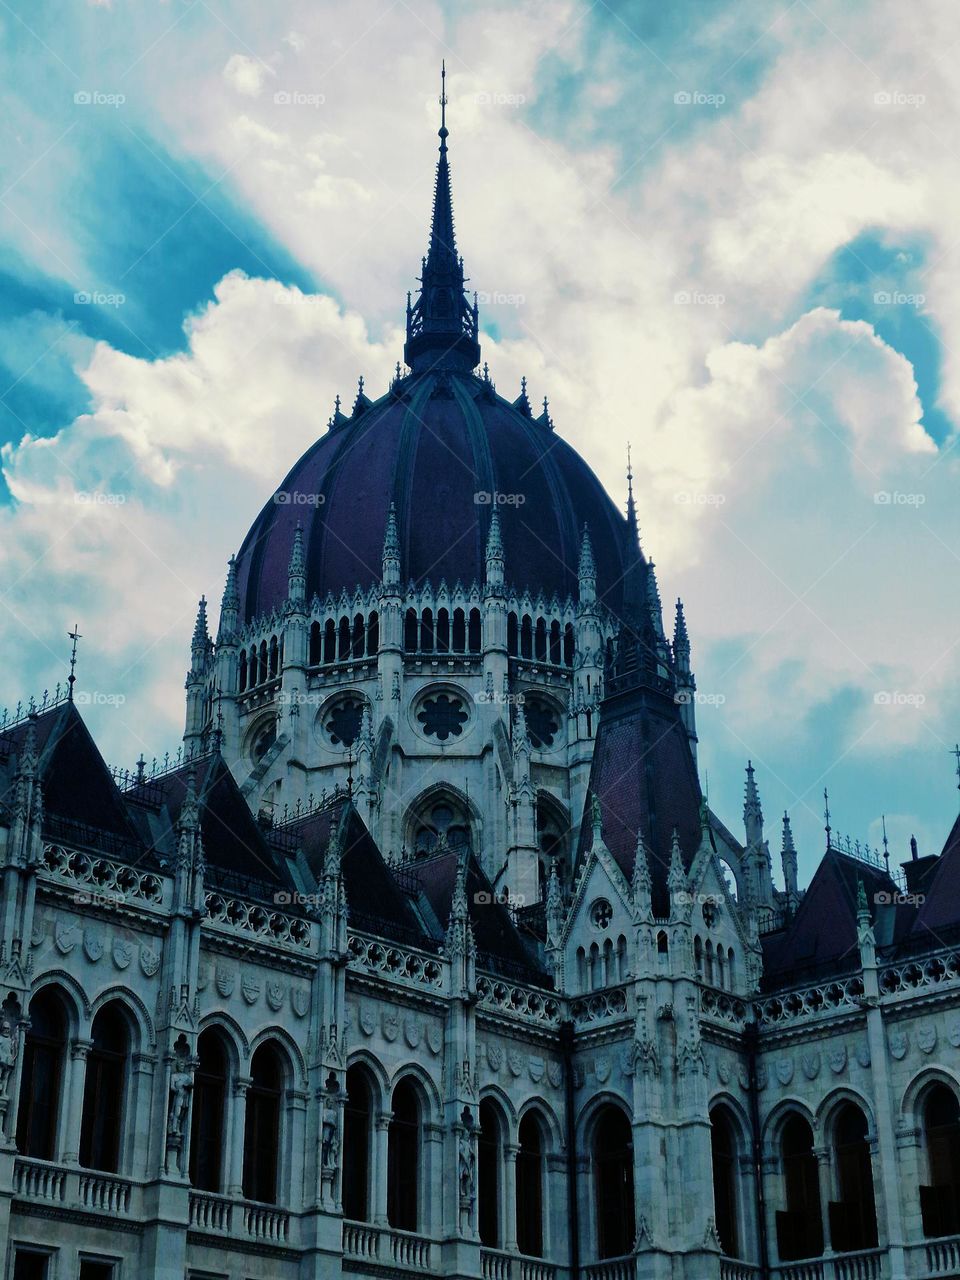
[
  {"left": 673, "top": 598, "right": 689, "bottom": 649},
  {"left": 578, "top": 524, "right": 596, "bottom": 581},
  {"left": 632, "top": 828, "right": 652, "bottom": 895},
  {"left": 668, "top": 828, "right": 686, "bottom": 890},
  {"left": 192, "top": 597, "right": 209, "bottom": 651},
  {"left": 782, "top": 811, "right": 796, "bottom": 855},
  {"left": 179, "top": 772, "right": 200, "bottom": 833},
  {"left": 485, "top": 507, "right": 503, "bottom": 560},
  {"left": 383, "top": 502, "right": 400, "bottom": 556},
  {"left": 289, "top": 524, "right": 305, "bottom": 577}
]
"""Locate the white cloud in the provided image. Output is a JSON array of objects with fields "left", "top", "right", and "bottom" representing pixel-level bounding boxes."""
[{"left": 223, "top": 53, "right": 273, "bottom": 99}]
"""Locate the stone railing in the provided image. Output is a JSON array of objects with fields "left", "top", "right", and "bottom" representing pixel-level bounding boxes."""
[
  {"left": 571, "top": 984, "right": 630, "bottom": 1028},
  {"left": 13, "top": 1157, "right": 67, "bottom": 1204},
  {"left": 14, "top": 1159, "right": 134, "bottom": 1218},
  {"left": 910, "top": 1233, "right": 960, "bottom": 1277},
  {"left": 879, "top": 949, "right": 960, "bottom": 1000},
  {"left": 481, "top": 1249, "right": 513, "bottom": 1280},
  {"left": 476, "top": 974, "right": 562, "bottom": 1028},
  {"left": 346, "top": 933, "right": 445, "bottom": 992},
  {"left": 189, "top": 1191, "right": 290, "bottom": 1244},
  {"left": 756, "top": 975, "right": 865, "bottom": 1027},
  {"left": 772, "top": 1252, "right": 885, "bottom": 1280},
  {"left": 41, "top": 843, "right": 166, "bottom": 910},
  {"left": 700, "top": 986, "right": 750, "bottom": 1029},
  {"left": 342, "top": 1221, "right": 436, "bottom": 1270},
  {"left": 582, "top": 1255, "right": 635, "bottom": 1279},
  {"left": 204, "top": 892, "right": 312, "bottom": 950},
  {"left": 721, "top": 1260, "right": 762, "bottom": 1280}
]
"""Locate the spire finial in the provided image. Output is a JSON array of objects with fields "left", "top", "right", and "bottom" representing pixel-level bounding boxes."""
[
  {"left": 952, "top": 744, "right": 960, "bottom": 809},
  {"left": 824, "top": 788, "right": 832, "bottom": 850},
  {"left": 626, "top": 442, "right": 639, "bottom": 542},
  {"left": 440, "top": 59, "right": 448, "bottom": 142},
  {"left": 67, "top": 624, "right": 82, "bottom": 702}
]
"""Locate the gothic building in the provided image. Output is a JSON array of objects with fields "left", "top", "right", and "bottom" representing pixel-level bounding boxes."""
[{"left": 2, "top": 76, "right": 960, "bottom": 1280}]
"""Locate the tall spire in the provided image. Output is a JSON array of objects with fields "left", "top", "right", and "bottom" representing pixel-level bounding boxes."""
[
  {"left": 218, "top": 556, "right": 239, "bottom": 641},
  {"left": 626, "top": 443, "right": 639, "bottom": 545},
  {"left": 404, "top": 63, "right": 481, "bottom": 376},
  {"left": 288, "top": 524, "right": 305, "bottom": 604},
  {"left": 743, "top": 760, "right": 763, "bottom": 847}
]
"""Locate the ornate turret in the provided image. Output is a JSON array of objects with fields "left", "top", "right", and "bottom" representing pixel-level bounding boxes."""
[
  {"left": 578, "top": 525, "right": 596, "bottom": 606},
  {"left": 287, "top": 524, "right": 306, "bottom": 605},
  {"left": 673, "top": 598, "right": 697, "bottom": 761},
  {"left": 382, "top": 503, "right": 401, "bottom": 589},
  {"left": 781, "top": 811, "right": 799, "bottom": 901},
  {"left": 403, "top": 63, "right": 480, "bottom": 376},
  {"left": 218, "top": 556, "right": 239, "bottom": 642},
  {"left": 484, "top": 508, "right": 504, "bottom": 592}
]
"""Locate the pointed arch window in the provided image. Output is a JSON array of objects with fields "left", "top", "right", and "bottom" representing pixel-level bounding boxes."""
[
  {"left": 452, "top": 608, "right": 466, "bottom": 652},
  {"left": 436, "top": 608, "right": 450, "bottom": 653},
  {"left": 366, "top": 611, "right": 379, "bottom": 656},
  {"left": 238, "top": 649, "right": 248, "bottom": 691},
  {"left": 323, "top": 619, "right": 336, "bottom": 663},
  {"left": 507, "top": 612, "right": 519, "bottom": 656},
  {"left": 595, "top": 1106, "right": 635, "bottom": 1258},
  {"left": 520, "top": 616, "right": 533, "bottom": 659},
  {"left": 478, "top": 1099, "right": 502, "bottom": 1247},
  {"left": 549, "top": 620, "right": 562, "bottom": 664},
  {"left": 243, "top": 1043, "right": 283, "bottom": 1203},
  {"left": 516, "top": 1112, "right": 545, "bottom": 1256},
  {"left": 404, "top": 609, "right": 419, "bottom": 652},
  {"left": 308, "top": 621, "right": 321, "bottom": 666},
  {"left": 16, "top": 989, "right": 67, "bottom": 1160},
  {"left": 468, "top": 607, "right": 482, "bottom": 652},
  {"left": 829, "top": 1103, "right": 877, "bottom": 1252},
  {"left": 921, "top": 1085, "right": 960, "bottom": 1237},
  {"left": 343, "top": 1065, "right": 373, "bottom": 1222},
  {"left": 387, "top": 1078, "right": 421, "bottom": 1231},
  {"left": 776, "top": 1114, "right": 823, "bottom": 1261},
  {"left": 711, "top": 1107, "right": 739, "bottom": 1257},
  {"left": 79, "top": 1005, "right": 129, "bottom": 1173},
  {"left": 189, "top": 1028, "right": 228, "bottom": 1192}
]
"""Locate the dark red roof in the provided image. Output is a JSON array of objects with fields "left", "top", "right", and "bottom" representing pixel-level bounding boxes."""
[{"left": 233, "top": 371, "right": 630, "bottom": 623}]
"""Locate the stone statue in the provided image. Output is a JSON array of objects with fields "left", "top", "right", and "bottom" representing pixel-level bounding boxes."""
[
  {"left": 167, "top": 1065, "right": 193, "bottom": 1138},
  {"left": 0, "top": 1017, "right": 17, "bottom": 1098},
  {"left": 458, "top": 1130, "right": 476, "bottom": 1203},
  {"left": 321, "top": 1117, "right": 340, "bottom": 1172}
]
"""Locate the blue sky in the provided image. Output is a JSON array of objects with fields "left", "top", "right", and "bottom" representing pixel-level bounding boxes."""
[{"left": 1, "top": 0, "right": 959, "bottom": 884}]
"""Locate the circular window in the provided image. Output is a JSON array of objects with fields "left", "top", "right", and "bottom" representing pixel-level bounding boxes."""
[
  {"left": 590, "top": 898, "right": 613, "bottom": 930},
  {"left": 417, "top": 692, "right": 468, "bottom": 741},
  {"left": 323, "top": 695, "right": 365, "bottom": 748},
  {"left": 411, "top": 798, "right": 471, "bottom": 857},
  {"left": 524, "top": 697, "right": 561, "bottom": 749},
  {"left": 250, "top": 721, "right": 276, "bottom": 764}
]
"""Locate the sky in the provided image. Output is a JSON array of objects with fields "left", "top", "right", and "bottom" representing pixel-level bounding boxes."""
[{"left": 1, "top": 0, "right": 959, "bottom": 885}]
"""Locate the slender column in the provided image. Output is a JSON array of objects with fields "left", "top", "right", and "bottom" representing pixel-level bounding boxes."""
[
  {"left": 60, "top": 1038, "right": 92, "bottom": 1164},
  {"left": 814, "top": 1146, "right": 832, "bottom": 1257},
  {"left": 373, "top": 1113, "right": 391, "bottom": 1226},
  {"left": 423, "top": 1121, "right": 444, "bottom": 1236},
  {"left": 503, "top": 1143, "right": 518, "bottom": 1251},
  {"left": 227, "top": 1078, "right": 250, "bottom": 1196}
]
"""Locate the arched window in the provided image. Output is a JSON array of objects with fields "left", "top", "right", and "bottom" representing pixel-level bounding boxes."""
[
  {"left": 549, "top": 620, "right": 562, "bottom": 664},
  {"left": 594, "top": 1106, "right": 635, "bottom": 1258},
  {"left": 80, "top": 1005, "right": 129, "bottom": 1173},
  {"left": 716, "top": 947, "right": 726, "bottom": 989},
  {"left": 323, "top": 619, "right": 336, "bottom": 663},
  {"left": 478, "top": 1099, "right": 502, "bottom": 1247},
  {"left": 259, "top": 640, "right": 268, "bottom": 681},
  {"left": 388, "top": 1078, "right": 420, "bottom": 1231},
  {"left": 16, "top": 989, "right": 67, "bottom": 1160},
  {"left": 829, "top": 1103, "right": 877, "bottom": 1252},
  {"left": 404, "top": 608, "right": 418, "bottom": 652},
  {"left": 410, "top": 795, "right": 471, "bottom": 857},
  {"left": 921, "top": 1085, "right": 960, "bottom": 1237},
  {"left": 711, "top": 1107, "right": 739, "bottom": 1258},
  {"left": 468, "top": 607, "right": 482, "bottom": 653},
  {"left": 694, "top": 935, "right": 703, "bottom": 976},
  {"left": 452, "top": 608, "right": 466, "bottom": 652},
  {"left": 576, "top": 946, "right": 587, "bottom": 991},
  {"left": 249, "top": 645, "right": 258, "bottom": 686},
  {"left": 268, "top": 635, "right": 279, "bottom": 679},
  {"left": 238, "top": 650, "right": 248, "bottom": 692},
  {"left": 352, "top": 613, "right": 365, "bottom": 658},
  {"left": 520, "top": 616, "right": 533, "bottom": 659},
  {"left": 563, "top": 623, "right": 575, "bottom": 666},
  {"left": 243, "top": 1043, "right": 283, "bottom": 1204},
  {"left": 367, "top": 611, "right": 379, "bottom": 656},
  {"left": 338, "top": 617, "right": 351, "bottom": 661},
  {"left": 705, "top": 940, "right": 714, "bottom": 984},
  {"left": 776, "top": 1114, "right": 823, "bottom": 1261},
  {"left": 517, "top": 1113, "right": 545, "bottom": 1256},
  {"left": 534, "top": 618, "right": 547, "bottom": 661},
  {"left": 343, "top": 1065, "right": 373, "bottom": 1222},
  {"left": 308, "top": 622, "right": 321, "bottom": 667},
  {"left": 507, "top": 612, "right": 519, "bottom": 657},
  {"left": 420, "top": 609, "right": 434, "bottom": 653},
  {"left": 436, "top": 608, "right": 450, "bottom": 653},
  {"left": 190, "top": 1029, "right": 228, "bottom": 1192}
]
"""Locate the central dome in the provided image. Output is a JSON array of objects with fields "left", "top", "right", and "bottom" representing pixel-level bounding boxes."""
[
  {"left": 234, "top": 67, "right": 631, "bottom": 623},
  {"left": 234, "top": 370, "right": 631, "bottom": 622}
]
